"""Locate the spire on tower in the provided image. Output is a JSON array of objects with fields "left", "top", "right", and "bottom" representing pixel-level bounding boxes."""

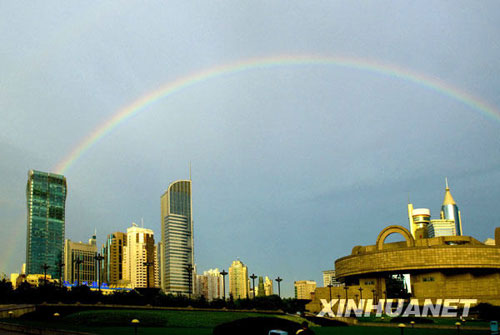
[{"left": 443, "top": 178, "right": 456, "bottom": 205}]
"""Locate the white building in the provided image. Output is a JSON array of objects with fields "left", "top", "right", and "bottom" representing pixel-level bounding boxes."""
[
  {"left": 123, "top": 223, "right": 158, "bottom": 288},
  {"left": 195, "top": 268, "right": 223, "bottom": 301}
]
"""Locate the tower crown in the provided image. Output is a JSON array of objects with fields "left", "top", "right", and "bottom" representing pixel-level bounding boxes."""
[{"left": 443, "top": 177, "right": 456, "bottom": 206}]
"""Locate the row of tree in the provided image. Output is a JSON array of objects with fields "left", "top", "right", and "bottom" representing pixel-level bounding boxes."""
[{"left": 0, "top": 279, "right": 308, "bottom": 313}]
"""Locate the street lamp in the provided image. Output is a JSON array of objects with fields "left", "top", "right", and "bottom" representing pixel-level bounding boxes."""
[
  {"left": 398, "top": 323, "right": 405, "bottom": 335},
  {"left": 250, "top": 274, "right": 257, "bottom": 298},
  {"left": 143, "top": 261, "right": 154, "bottom": 289},
  {"left": 57, "top": 261, "right": 65, "bottom": 288},
  {"left": 358, "top": 287, "right": 363, "bottom": 301},
  {"left": 327, "top": 284, "right": 333, "bottom": 304},
  {"left": 73, "top": 257, "right": 83, "bottom": 286},
  {"left": 220, "top": 270, "right": 228, "bottom": 300},
  {"left": 185, "top": 264, "right": 194, "bottom": 299},
  {"left": 131, "top": 319, "right": 140, "bottom": 335},
  {"left": 371, "top": 289, "right": 376, "bottom": 304},
  {"left": 94, "top": 254, "right": 105, "bottom": 292},
  {"left": 275, "top": 277, "right": 283, "bottom": 298},
  {"left": 42, "top": 264, "right": 50, "bottom": 286},
  {"left": 344, "top": 286, "right": 349, "bottom": 301}
]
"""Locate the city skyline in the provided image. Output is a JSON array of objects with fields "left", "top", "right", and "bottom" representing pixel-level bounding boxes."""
[{"left": 2, "top": 2, "right": 500, "bottom": 298}]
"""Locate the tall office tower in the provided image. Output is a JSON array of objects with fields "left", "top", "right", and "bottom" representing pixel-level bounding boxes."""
[
  {"left": 441, "top": 178, "right": 462, "bottom": 236},
  {"left": 257, "top": 276, "right": 265, "bottom": 297},
  {"left": 264, "top": 276, "right": 273, "bottom": 296},
  {"left": 294, "top": 280, "right": 317, "bottom": 300},
  {"left": 64, "top": 236, "right": 98, "bottom": 284},
  {"left": 229, "top": 260, "right": 249, "bottom": 299},
  {"left": 123, "top": 223, "right": 158, "bottom": 288},
  {"left": 101, "top": 232, "right": 127, "bottom": 286},
  {"left": 26, "top": 170, "right": 67, "bottom": 279},
  {"left": 161, "top": 180, "right": 194, "bottom": 295}
]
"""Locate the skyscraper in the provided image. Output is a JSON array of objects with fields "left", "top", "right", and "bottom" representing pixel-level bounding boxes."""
[
  {"left": 441, "top": 178, "right": 462, "bottom": 236},
  {"left": 229, "top": 259, "right": 249, "bottom": 299},
  {"left": 161, "top": 180, "right": 194, "bottom": 295},
  {"left": 26, "top": 170, "right": 67, "bottom": 279},
  {"left": 123, "top": 223, "right": 158, "bottom": 288},
  {"left": 101, "top": 231, "right": 127, "bottom": 286}
]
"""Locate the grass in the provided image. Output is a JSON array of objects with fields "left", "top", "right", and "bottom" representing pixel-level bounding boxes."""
[
  {"left": 0, "top": 309, "right": 492, "bottom": 335},
  {"left": 1, "top": 309, "right": 311, "bottom": 334}
]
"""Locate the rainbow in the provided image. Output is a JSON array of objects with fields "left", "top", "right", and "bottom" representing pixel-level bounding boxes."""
[{"left": 54, "top": 54, "right": 500, "bottom": 174}]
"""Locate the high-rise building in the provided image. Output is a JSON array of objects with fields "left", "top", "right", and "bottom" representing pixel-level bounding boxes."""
[
  {"left": 123, "top": 223, "right": 158, "bottom": 288},
  {"left": 322, "top": 270, "right": 342, "bottom": 287},
  {"left": 294, "top": 280, "right": 316, "bottom": 300},
  {"left": 257, "top": 276, "right": 265, "bottom": 297},
  {"left": 441, "top": 178, "right": 462, "bottom": 236},
  {"left": 407, "top": 179, "right": 462, "bottom": 239},
  {"left": 264, "top": 276, "right": 273, "bottom": 296},
  {"left": 26, "top": 170, "right": 67, "bottom": 279},
  {"left": 229, "top": 259, "right": 249, "bottom": 299},
  {"left": 427, "top": 219, "right": 457, "bottom": 237},
  {"left": 101, "top": 232, "right": 127, "bottom": 286},
  {"left": 161, "top": 180, "right": 194, "bottom": 295},
  {"left": 64, "top": 235, "right": 98, "bottom": 284},
  {"left": 194, "top": 268, "right": 223, "bottom": 301}
]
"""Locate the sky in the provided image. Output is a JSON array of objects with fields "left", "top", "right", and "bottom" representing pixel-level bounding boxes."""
[{"left": 1, "top": 1, "right": 500, "bottom": 298}]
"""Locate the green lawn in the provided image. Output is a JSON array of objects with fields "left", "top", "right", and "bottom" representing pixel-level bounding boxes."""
[{"left": 1, "top": 310, "right": 492, "bottom": 335}]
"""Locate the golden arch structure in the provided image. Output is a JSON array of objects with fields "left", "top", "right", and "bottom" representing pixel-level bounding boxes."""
[{"left": 376, "top": 225, "right": 414, "bottom": 250}]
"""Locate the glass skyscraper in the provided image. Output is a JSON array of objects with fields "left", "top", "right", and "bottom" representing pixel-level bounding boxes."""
[
  {"left": 26, "top": 170, "right": 67, "bottom": 279},
  {"left": 160, "top": 180, "right": 194, "bottom": 295}
]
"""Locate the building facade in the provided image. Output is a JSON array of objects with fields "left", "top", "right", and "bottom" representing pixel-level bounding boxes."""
[
  {"left": 294, "top": 280, "right": 317, "bottom": 300},
  {"left": 264, "top": 276, "right": 273, "bottom": 296},
  {"left": 229, "top": 260, "right": 249, "bottom": 299},
  {"left": 161, "top": 180, "right": 194, "bottom": 295},
  {"left": 123, "top": 223, "right": 158, "bottom": 288},
  {"left": 64, "top": 235, "right": 98, "bottom": 284},
  {"left": 194, "top": 268, "right": 223, "bottom": 301},
  {"left": 101, "top": 232, "right": 127, "bottom": 286},
  {"left": 322, "top": 270, "right": 342, "bottom": 287},
  {"left": 408, "top": 180, "right": 461, "bottom": 239},
  {"left": 26, "top": 170, "right": 67, "bottom": 279}
]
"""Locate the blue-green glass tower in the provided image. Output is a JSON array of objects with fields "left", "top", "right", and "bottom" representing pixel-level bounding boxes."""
[{"left": 26, "top": 170, "right": 67, "bottom": 278}]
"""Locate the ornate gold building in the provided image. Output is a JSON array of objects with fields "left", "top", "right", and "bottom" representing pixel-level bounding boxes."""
[{"left": 307, "top": 182, "right": 500, "bottom": 312}]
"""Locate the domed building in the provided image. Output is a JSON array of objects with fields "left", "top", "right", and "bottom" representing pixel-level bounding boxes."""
[{"left": 307, "top": 181, "right": 500, "bottom": 313}]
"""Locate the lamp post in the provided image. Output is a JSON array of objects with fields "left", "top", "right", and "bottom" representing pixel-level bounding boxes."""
[
  {"left": 275, "top": 277, "right": 283, "bottom": 298},
  {"left": 371, "top": 289, "right": 376, "bottom": 304},
  {"left": 327, "top": 284, "right": 333, "bottom": 303},
  {"left": 143, "top": 261, "right": 154, "bottom": 289},
  {"left": 398, "top": 323, "right": 405, "bottom": 335},
  {"left": 220, "top": 270, "right": 228, "bottom": 300},
  {"left": 358, "top": 287, "right": 363, "bottom": 301},
  {"left": 57, "top": 261, "right": 65, "bottom": 288},
  {"left": 42, "top": 264, "right": 50, "bottom": 286},
  {"left": 344, "top": 286, "right": 349, "bottom": 301},
  {"left": 131, "top": 319, "right": 140, "bottom": 335},
  {"left": 185, "top": 264, "right": 194, "bottom": 299},
  {"left": 73, "top": 257, "right": 83, "bottom": 286},
  {"left": 250, "top": 274, "right": 257, "bottom": 298},
  {"left": 94, "top": 254, "right": 105, "bottom": 292}
]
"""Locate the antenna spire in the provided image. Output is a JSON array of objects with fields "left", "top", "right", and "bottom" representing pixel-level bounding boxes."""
[{"left": 445, "top": 177, "right": 449, "bottom": 190}]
